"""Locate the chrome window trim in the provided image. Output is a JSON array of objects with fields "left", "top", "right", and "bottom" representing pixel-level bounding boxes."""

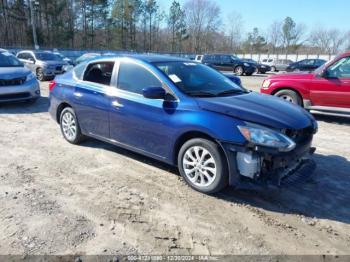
[{"left": 113, "top": 57, "right": 179, "bottom": 101}]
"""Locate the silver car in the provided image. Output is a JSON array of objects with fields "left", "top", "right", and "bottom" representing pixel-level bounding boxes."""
[
  {"left": 261, "top": 58, "right": 294, "bottom": 72},
  {"left": 16, "top": 50, "right": 67, "bottom": 81},
  {"left": 0, "top": 50, "right": 40, "bottom": 103}
]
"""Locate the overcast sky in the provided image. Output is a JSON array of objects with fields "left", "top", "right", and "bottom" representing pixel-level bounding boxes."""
[{"left": 159, "top": 0, "right": 349, "bottom": 33}]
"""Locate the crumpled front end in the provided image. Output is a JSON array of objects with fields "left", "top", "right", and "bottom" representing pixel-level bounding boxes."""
[{"left": 221, "top": 125, "right": 317, "bottom": 188}]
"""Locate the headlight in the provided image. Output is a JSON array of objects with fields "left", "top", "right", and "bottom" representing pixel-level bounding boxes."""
[
  {"left": 244, "top": 63, "right": 250, "bottom": 67},
  {"left": 26, "top": 73, "right": 36, "bottom": 81},
  {"left": 262, "top": 79, "right": 271, "bottom": 88},
  {"left": 238, "top": 124, "right": 296, "bottom": 152}
]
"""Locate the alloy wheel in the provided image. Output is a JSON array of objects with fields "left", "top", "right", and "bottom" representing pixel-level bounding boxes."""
[
  {"left": 61, "top": 111, "right": 77, "bottom": 141},
  {"left": 182, "top": 146, "right": 217, "bottom": 187}
]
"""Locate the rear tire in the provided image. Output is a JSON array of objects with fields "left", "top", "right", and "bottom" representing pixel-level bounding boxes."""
[
  {"left": 275, "top": 89, "right": 302, "bottom": 106},
  {"left": 271, "top": 66, "right": 277, "bottom": 72},
  {"left": 234, "top": 66, "right": 244, "bottom": 76},
  {"left": 177, "top": 138, "right": 228, "bottom": 194},
  {"left": 60, "top": 107, "right": 85, "bottom": 144}
]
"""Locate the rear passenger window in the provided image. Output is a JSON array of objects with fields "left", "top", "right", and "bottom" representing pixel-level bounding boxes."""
[
  {"left": 117, "top": 61, "right": 161, "bottom": 94},
  {"left": 83, "top": 62, "right": 114, "bottom": 85}
]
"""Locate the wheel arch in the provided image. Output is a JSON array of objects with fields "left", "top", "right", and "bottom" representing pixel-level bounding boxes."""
[
  {"left": 173, "top": 130, "right": 225, "bottom": 166},
  {"left": 56, "top": 102, "right": 73, "bottom": 123}
]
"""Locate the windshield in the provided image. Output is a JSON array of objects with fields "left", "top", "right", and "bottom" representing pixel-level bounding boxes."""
[
  {"left": 0, "top": 52, "right": 23, "bottom": 67},
  {"left": 153, "top": 61, "right": 245, "bottom": 97},
  {"left": 35, "top": 52, "right": 58, "bottom": 61}
]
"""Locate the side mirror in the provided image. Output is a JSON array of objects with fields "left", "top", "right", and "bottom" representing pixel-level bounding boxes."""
[
  {"left": 142, "top": 87, "right": 166, "bottom": 99},
  {"left": 28, "top": 58, "right": 35, "bottom": 64}
]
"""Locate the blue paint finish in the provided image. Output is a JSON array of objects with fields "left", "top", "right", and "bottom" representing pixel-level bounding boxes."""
[{"left": 49, "top": 55, "right": 315, "bottom": 166}]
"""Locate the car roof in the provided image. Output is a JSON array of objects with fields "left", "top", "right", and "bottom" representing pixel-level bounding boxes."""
[{"left": 87, "top": 54, "right": 190, "bottom": 63}]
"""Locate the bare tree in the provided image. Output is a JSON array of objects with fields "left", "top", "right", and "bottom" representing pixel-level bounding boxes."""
[
  {"left": 267, "top": 20, "right": 282, "bottom": 53},
  {"left": 310, "top": 28, "right": 347, "bottom": 54},
  {"left": 225, "top": 11, "right": 243, "bottom": 53},
  {"left": 184, "top": 0, "right": 221, "bottom": 53}
]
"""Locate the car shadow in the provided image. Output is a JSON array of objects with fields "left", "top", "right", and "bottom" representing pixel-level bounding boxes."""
[
  {"left": 79, "top": 137, "right": 350, "bottom": 225},
  {"left": 217, "top": 153, "right": 350, "bottom": 224},
  {"left": 0, "top": 96, "right": 49, "bottom": 114},
  {"left": 314, "top": 114, "right": 350, "bottom": 126},
  {"left": 80, "top": 139, "right": 178, "bottom": 174}
]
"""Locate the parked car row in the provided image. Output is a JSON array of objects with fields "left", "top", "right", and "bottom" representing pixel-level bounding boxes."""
[
  {"left": 196, "top": 54, "right": 328, "bottom": 75},
  {"left": 2, "top": 47, "right": 346, "bottom": 194}
]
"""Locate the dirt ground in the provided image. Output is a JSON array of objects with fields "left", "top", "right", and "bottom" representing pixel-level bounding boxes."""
[{"left": 0, "top": 76, "right": 350, "bottom": 256}]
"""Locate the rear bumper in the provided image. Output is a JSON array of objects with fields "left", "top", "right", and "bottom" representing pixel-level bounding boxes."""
[
  {"left": 43, "top": 68, "right": 64, "bottom": 77},
  {"left": 0, "top": 79, "right": 40, "bottom": 102},
  {"left": 220, "top": 139, "right": 316, "bottom": 189}
]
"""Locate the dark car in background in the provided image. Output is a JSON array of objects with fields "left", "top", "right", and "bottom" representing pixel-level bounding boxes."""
[
  {"left": 242, "top": 58, "right": 271, "bottom": 74},
  {"left": 0, "top": 49, "right": 40, "bottom": 103},
  {"left": 17, "top": 50, "right": 68, "bottom": 81},
  {"left": 286, "top": 59, "right": 327, "bottom": 72},
  {"left": 202, "top": 54, "right": 256, "bottom": 76}
]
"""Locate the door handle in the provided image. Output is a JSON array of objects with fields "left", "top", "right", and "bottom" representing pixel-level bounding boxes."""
[
  {"left": 73, "top": 92, "right": 83, "bottom": 98},
  {"left": 112, "top": 100, "right": 124, "bottom": 108}
]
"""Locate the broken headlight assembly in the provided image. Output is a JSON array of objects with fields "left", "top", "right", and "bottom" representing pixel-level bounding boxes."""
[{"left": 238, "top": 123, "right": 296, "bottom": 152}]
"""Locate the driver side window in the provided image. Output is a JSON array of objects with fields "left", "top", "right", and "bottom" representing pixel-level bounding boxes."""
[
  {"left": 327, "top": 57, "right": 350, "bottom": 78},
  {"left": 117, "top": 61, "right": 162, "bottom": 94}
]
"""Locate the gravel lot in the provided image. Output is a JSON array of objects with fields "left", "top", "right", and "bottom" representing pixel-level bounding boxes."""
[{"left": 0, "top": 76, "right": 350, "bottom": 256}]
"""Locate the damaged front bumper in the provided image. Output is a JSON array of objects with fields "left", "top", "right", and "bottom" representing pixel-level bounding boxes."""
[{"left": 220, "top": 139, "right": 316, "bottom": 189}]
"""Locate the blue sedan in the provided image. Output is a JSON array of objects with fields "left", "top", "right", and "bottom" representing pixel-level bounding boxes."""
[{"left": 49, "top": 55, "right": 317, "bottom": 193}]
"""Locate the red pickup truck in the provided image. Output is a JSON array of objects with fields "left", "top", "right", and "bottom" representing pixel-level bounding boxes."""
[{"left": 260, "top": 51, "right": 350, "bottom": 117}]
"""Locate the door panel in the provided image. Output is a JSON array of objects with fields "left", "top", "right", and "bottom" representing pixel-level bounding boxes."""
[
  {"left": 310, "top": 78, "right": 350, "bottom": 107},
  {"left": 73, "top": 82, "right": 110, "bottom": 138},
  {"left": 109, "top": 91, "right": 177, "bottom": 158},
  {"left": 310, "top": 56, "right": 350, "bottom": 108}
]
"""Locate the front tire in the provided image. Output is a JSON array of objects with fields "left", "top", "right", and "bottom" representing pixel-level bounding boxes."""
[
  {"left": 60, "top": 107, "right": 85, "bottom": 144},
  {"left": 177, "top": 138, "right": 228, "bottom": 194},
  {"left": 36, "top": 68, "right": 46, "bottom": 81},
  {"left": 271, "top": 66, "right": 277, "bottom": 72},
  {"left": 275, "top": 89, "right": 302, "bottom": 106}
]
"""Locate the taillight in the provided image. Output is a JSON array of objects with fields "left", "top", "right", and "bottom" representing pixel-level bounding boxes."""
[{"left": 49, "top": 80, "right": 56, "bottom": 92}]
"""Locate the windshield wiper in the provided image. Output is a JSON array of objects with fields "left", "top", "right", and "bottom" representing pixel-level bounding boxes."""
[
  {"left": 186, "top": 91, "right": 217, "bottom": 97},
  {"left": 216, "top": 89, "right": 246, "bottom": 96}
]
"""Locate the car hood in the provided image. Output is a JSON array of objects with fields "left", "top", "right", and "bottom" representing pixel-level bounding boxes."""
[
  {"left": 0, "top": 67, "right": 31, "bottom": 79},
  {"left": 195, "top": 92, "right": 313, "bottom": 129},
  {"left": 268, "top": 72, "right": 314, "bottom": 80}
]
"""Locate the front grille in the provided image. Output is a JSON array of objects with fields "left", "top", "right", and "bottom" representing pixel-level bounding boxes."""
[
  {"left": 0, "top": 92, "right": 30, "bottom": 100},
  {"left": 56, "top": 66, "right": 62, "bottom": 71},
  {"left": 284, "top": 126, "right": 314, "bottom": 144},
  {"left": 0, "top": 76, "right": 26, "bottom": 86}
]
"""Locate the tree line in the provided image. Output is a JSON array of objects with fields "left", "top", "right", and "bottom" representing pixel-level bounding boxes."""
[{"left": 1, "top": 0, "right": 349, "bottom": 54}]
